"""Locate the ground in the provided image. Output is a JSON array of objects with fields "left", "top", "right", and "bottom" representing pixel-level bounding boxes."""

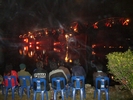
[{"left": 0, "top": 84, "right": 133, "bottom": 100}]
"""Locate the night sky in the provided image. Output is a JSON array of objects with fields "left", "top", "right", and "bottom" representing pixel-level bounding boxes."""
[{"left": 0, "top": 0, "right": 133, "bottom": 35}]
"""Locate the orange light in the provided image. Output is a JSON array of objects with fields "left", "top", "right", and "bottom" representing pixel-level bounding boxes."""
[
  {"left": 36, "top": 42, "right": 40, "bottom": 44},
  {"left": 69, "top": 34, "right": 72, "bottom": 36},
  {"left": 53, "top": 42, "right": 60, "bottom": 45},
  {"left": 24, "top": 46, "right": 28, "bottom": 51},
  {"left": 65, "top": 56, "right": 68, "bottom": 62},
  {"left": 19, "top": 49, "right": 23, "bottom": 55},
  {"left": 92, "top": 51, "right": 96, "bottom": 55},
  {"left": 45, "top": 31, "right": 48, "bottom": 35},
  {"left": 126, "top": 19, "right": 129, "bottom": 22},
  {"left": 105, "top": 22, "right": 112, "bottom": 27},
  {"left": 36, "top": 46, "right": 39, "bottom": 49},
  {"left": 69, "top": 59, "right": 72, "bottom": 63},
  {"left": 29, "top": 45, "right": 32, "bottom": 48},
  {"left": 28, "top": 51, "right": 34, "bottom": 57},
  {"left": 53, "top": 48, "right": 60, "bottom": 52},
  {"left": 109, "top": 46, "right": 111, "bottom": 48},
  {"left": 93, "top": 22, "right": 98, "bottom": 29},
  {"left": 24, "top": 38, "right": 28, "bottom": 43},
  {"left": 30, "top": 35, "right": 33, "bottom": 38},
  {"left": 123, "top": 19, "right": 130, "bottom": 25},
  {"left": 92, "top": 44, "right": 96, "bottom": 48},
  {"left": 73, "top": 23, "right": 78, "bottom": 32},
  {"left": 29, "top": 42, "right": 32, "bottom": 44},
  {"left": 119, "top": 46, "right": 123, "bottom": 48},
  {"left": 74, "top": 28, "right": 78, "bottom": 32},
  {"left": 65, "top": 34, "right": 69, "bottom": 39}
]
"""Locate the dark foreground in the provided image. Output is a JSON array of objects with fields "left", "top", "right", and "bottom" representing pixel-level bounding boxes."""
[{"left": 0, "top": 84, "right": 133, "bottom": 100}]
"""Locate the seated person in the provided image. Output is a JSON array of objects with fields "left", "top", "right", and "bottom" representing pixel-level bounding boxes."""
[
  {"left": 49, "top": 61, "right": 68, "bottom": 89},
  {"left": 18, "top": 63, "right": 31, "bottom": 86},
  {"left": 71, "top": 59, "right": 86, "bottom": 88},
  {"left": 92, "top": 60, "right": 107, "bottom": 88},
  {"left": 32, "top": 61, "right": 50, "bottom": 98},
  {"left": 58, "top": 60, "right": 71, "bottom": 82},
  {"left": 71, "top": 59, "right": 86, "bottom": 78},
  {"left": 3, "top": 64, "right": 19, "bottom": 87}
]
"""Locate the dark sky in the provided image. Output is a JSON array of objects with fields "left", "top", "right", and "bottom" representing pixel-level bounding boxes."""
[{"left": 0, "top": 0, "right": 133, "bottom": 36}]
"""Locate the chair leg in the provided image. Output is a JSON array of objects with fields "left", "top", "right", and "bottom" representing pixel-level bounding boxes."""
[
  {"left": 12, "top": 87, "right": 15, "bottom": 100},
  {"left": 19, "top": 88, "right": 22, "bottom": 98},
  {"left": 98, "top": 90, "right": 101, "bottom": 100},
  {"left": 4, "top": 88, "right": 8, "bottom": 100},
  {"left": 54, "top": 91, "right": 57, "bottom": 100},
  {"left": 106, "top": 91, "right": 109, "bottom": 100},
  {"left": 80, "top": 89, "right": 84, "bottom": 100},
  {"left": 72, "top": 89, "right": 76, "bottom": 100},
  {"left": 83, "top": 88, "right": 86, "bottom": 99},
  {"left": 46, "top": 91, "right": 48, "bottom": 100},
  {"left": 33, "top": 92, "right": 36, "bottom": 100},
  {"left": 41, "top": 91, "right": 44, "bottom": 100},
  {"left": 61, "top": 90, "right": 64, "bottom": 100},
  {"left": 27, "top": 87, "right": 30, "bottom": 98}
]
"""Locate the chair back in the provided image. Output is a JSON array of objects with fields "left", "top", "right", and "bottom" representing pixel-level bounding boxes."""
[
  {"left": 95, "top": 76, "right": 109, "bottom": 90},
  {"left": 18, "top": 76, "right": 31, "bottom": 98},
  {"left": 71, "top": 76, "right": 85, "bottom": 89},
  {"left": 4, "top": 76, "right": 17, "bottom": 88},
  {"left": 32, "top": 78, "right": 48, "bottom": 100},
  {"left": 94, "top": 76, "right": 109, "bottom": 100},
  {"left": 32, "top": 78, "right": 46, "bottom": 91},
  {"left": 19, "top": 76, "right": 31, "bottom": 87},
  {"left": 3, "top": 76, "right": 19, "bottom": 100},
  {"left": 52, "top": 77, "right": 66, "bottom": 90},
  {"left": 51, "top": 77, "right": 67, "bottom": 100},
  {"left": 70, "top": 76, "right": 86, "bottom": 100}
]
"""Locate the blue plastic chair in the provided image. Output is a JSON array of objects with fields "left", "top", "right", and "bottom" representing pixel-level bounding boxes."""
[
  {"left": 51, "top": 77, "right": 67, "bottom": 100},
  {"left": 94, "top": 76, "right": 109, "bottom": 100},
  {"left": 71, "top": 76, "right": 86, "bottom": 100},
  {"left": 32, "top": 78, "right": 48, "bottom": 100},
  {"left": 3, "top": 76, "right": 19, "bottom": 100},
  {"left": 18, "top": 76, "right": 31, "bottom": 99}
]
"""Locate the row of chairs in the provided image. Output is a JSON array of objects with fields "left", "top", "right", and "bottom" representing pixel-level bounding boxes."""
[{"left": 1, "top": 75, "right": 109, "bottom": 100}]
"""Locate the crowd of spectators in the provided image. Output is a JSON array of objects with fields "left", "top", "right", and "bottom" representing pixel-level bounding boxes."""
[{"left": 0, "top": 58, "right": 107, "bottom": 100}]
